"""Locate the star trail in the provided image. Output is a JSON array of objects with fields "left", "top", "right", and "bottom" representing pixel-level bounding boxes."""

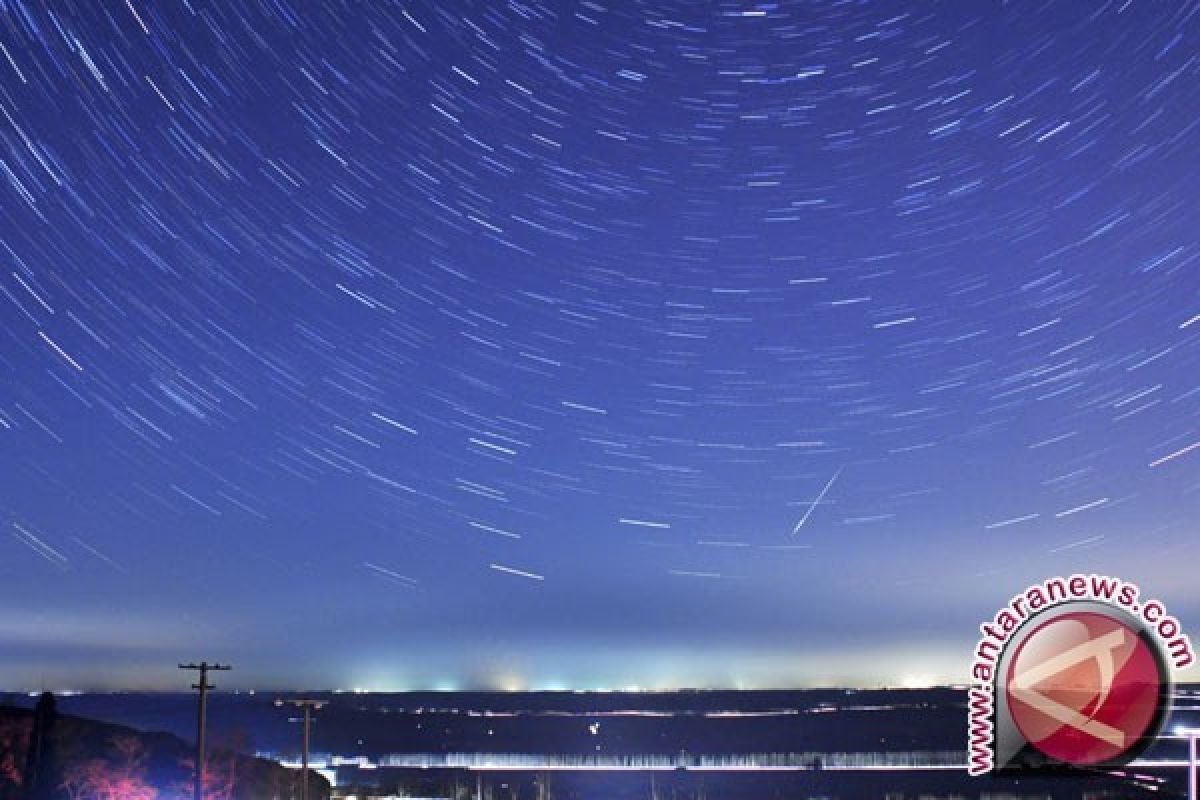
[{"left": 1, "top": 1, "right": 1198, "bottom": 689}]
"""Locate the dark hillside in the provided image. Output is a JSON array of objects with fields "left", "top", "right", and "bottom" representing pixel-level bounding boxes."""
[{"left": 0, "top": 699, "right": 326, "bottom": 800}]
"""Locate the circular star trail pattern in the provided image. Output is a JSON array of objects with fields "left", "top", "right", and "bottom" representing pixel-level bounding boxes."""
[{"left": 1, "top": 1, "right": 1198, "bottom": 688}]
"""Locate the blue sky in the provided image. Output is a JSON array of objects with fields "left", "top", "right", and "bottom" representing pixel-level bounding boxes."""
[{"left": 2, "top": 0, "right": 1198, "bottom": 689}]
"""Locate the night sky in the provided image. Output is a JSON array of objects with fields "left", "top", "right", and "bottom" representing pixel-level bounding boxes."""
[{"left": 2, "top": 1, "right": 1198, "bottom": 691}]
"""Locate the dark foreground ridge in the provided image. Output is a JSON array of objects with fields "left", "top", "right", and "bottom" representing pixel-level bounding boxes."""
[{"left": 0, "top": 694, "right": 328, "bottom": 800}]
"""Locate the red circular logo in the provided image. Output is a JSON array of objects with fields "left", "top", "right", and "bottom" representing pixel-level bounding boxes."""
[{"left": 1005, "top": 610, "right": 1165, "bottom": 765}]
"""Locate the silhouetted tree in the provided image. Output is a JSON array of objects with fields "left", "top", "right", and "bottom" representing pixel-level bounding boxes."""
[
  {"left": 171, "top": 729, "right": 254, "bottom": 800},
  {"left": 22, "top": 692, "right": 60, "bottom": 800},
  {"left": 0, "top": 714, "right": 32, "bottom": 799},
  {"left": 60, "top": 734, "right": 158, "bottom": 800}
]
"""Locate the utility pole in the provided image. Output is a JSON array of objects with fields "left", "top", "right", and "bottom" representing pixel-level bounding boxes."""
[
  {"left": 1191, "top": 732, "right": 1196, "bottom": 800},
  {"left": 1188, "top": 730, "right": 1199, "bottom": 800},
  {"left": 180, "top": 662, "right": 231, "bottom": 800},
  {"left": 276, "top": 698, "right": 327, "bottom": 800}
]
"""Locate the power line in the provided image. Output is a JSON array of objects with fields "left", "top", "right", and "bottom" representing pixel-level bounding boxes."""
[
  {"left": 179, "top": 661, "right": 231, "bottom": 800},
  {"left": 276, "top": 698, "right": 327, "bottom": 800}
]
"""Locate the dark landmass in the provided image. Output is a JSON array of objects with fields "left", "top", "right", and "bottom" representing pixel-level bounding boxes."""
[
  {"left": 15, "top": 686, "right": 1195, "bottom": 760},
  {"left": 3, "top": 687, "right": 1195, "bottom": 798}
]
